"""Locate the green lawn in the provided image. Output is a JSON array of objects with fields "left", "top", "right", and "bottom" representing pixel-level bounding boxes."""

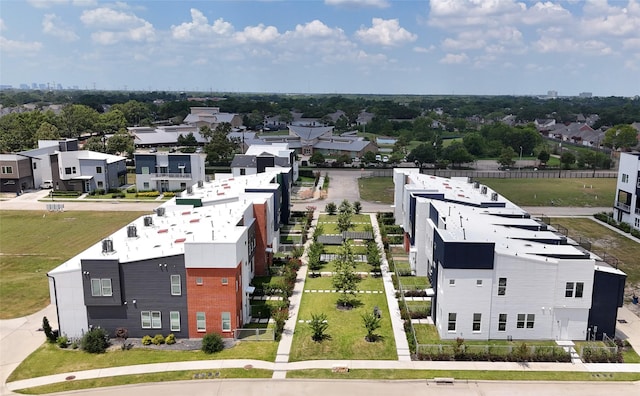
[
  {"left": 15, "top": 369, "right": 273, "bottom": 395},
  {"left": 290, "top": 274, "right": 395, "bottom": 361},
  {"left": 478, "top": 178, "right": 616, "bottom": 207},
  {"left": 358, "top": 177, "right": 395, "bottom": 204},
  {"left": 8, "top": 341, "right": 278, "bottom": 382},
  {"left": 0, "top": 210, "right": 149, "bottom": 319},
  {"left": 550, "top": 218, "right": 640, "bottom": 287},
  {"left": 398, "top": 276, "right": 430, "bottom": 290}
]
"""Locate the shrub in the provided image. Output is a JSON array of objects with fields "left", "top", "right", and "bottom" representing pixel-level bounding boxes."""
[
  {"left": 141, "top": 335, "right": 153, "bottom": 345},
  {"left": 42, "top": 316, "right": 56, "bottom": 343},
  {"left": 163, "top": 192, "right": 175, "bottom": 198},
  {"left": 111, "top": 192, "right": 125, "bottom": 199},
  {"left": 152, "top": 334, "right": 165, "bottom": 345},
  {"left": 201, "top": 333, "right": 224, "bottom": 354},
  {"left": 71, "top": 342, "right": 78, "bottom": 349},
  {"left": 56, "top": 336, "right": 69, "bottom": 348},
  {"left": 126, "top": 186, "right": 137, "bottom": 193},
  {"left": 136, "top": 191, "right": 161, "bottom": 198},
  {"left": 165, "top": 333, "right": 176, "bottom": 345},
  {"left": 94, "top": 189, "right": 105, "bottom": 195},
  {"left": 81, "top": 327, "right": 109, "bottom": 353},
  {"left": 309, "top": 313, "right": 330, "bottom": 342},
  {"left": 325, "top": 202, "right": 337, "bottom": 215}
]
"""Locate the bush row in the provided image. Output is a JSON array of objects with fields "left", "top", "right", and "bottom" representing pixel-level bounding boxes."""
[
  {"left": 594, "top": 212, "right": 640, "bottom": 238},
  {"left": 141, "top": 333, "right": 176, "bottom": 345}
]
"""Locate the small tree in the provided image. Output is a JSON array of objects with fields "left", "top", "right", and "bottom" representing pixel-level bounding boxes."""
[
  {"left": 272, "top": 303, "right": 289, "bottom": 340},
  {"left": 81, "top": 327, "right": 109, "bottom": 354},
  {"left": 338, "top": 199, "right": 353, "bottom": 215},
  {"left": 201, "top": 333, "right": 224, "bottom": 354},
  {"left": 353, "top": 201, "right": 362, "bottom": 214},
  {"left": 307, "top": 241, "right": 324, "bottom": 276},
  {"left": 325, "top": 202, "right": 337, "bottom": 215},
  {"left": 337, "top": 211, "right": 353, "bottom": 233},
  {"left": 332, "top": 240, "right": 361, "bottom": 308},
  {"left": 114, "top": 327, "right": 129, "bottom": 350},
  {"left": 42, "top": 316, "right": 56, "bottom": 343},
  {"left": 309, "top": 313, "right": 330, "bottom": 342},
  {"left": 361, "top": 311, "right": 382, "bottom": 342},
  {"left": 309, "top": 152, "right": 325, "bottom": 166},
  {"left": 366, "top": 240, "right": 381, "bottom": 276},
  {"left": 560, "top": 151, "right": 576, "bottom": 170},
  {"left": 537, "top": 150, "right": 550, "bottom": 165}
]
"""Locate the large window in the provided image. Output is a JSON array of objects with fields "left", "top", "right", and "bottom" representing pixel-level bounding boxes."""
[
  {"left": 517, "top": 314, "right": 525, "bottom": 329},
  {"left": 90, "top": 278, "right": 112, "bottom": 297},
  {"left": 472, "top": 313, "right": 482, "bottom": 331},
  {"left": 622, "top": 173, "right": 629, "bottom": 183},
  {"left": 196, "top": 312, "right": 206, "bottom": 332},
  {"left": 575, "top": 282, "right": 584, "bottom": 298},
  {"left": 565, "top": 282, "right": 575, "bottom": 297},
  {"left": 141, "top": 311, "right": 161, "bottom": 329},
  {"left": 170, "top": 274, "right": 181, "bottom": 295},
  {"left": 170, "top": 311, "right": 180, "bottom": 332},
  {"left": 498, "top": 277, "right": 507, "bottom": 296},
  {"left": 96, "top": 166, "right": 102, "bottom": 174},
  {"left": 566, "top": 282, "right": 584, "bottom": 298},
  {"left": 1, "top": 166, "right": 13, "bottom": 174},
  {"left": 498, "top": 314, "right": 507, "bottom": 331},
  {"left": 447, "top": 313, "right": 457, "bottom": 331},
  {"left": 221, "top": 312, "right": 231, "bottom": 332},
  {"left": 526, "top": 314, "right": 535, "bottom": 328},
  {"left": 517, "top": 313, "right": 535, "bottom": 329}
]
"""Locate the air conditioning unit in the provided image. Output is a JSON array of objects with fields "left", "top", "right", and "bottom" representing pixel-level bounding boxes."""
[
  {"left": 102, "top": 239, "right": 114, "bottom": 253},
  {"left": 491, "top": 192, "right": 498, "bottom": 201},
  {"left": 156, "top": 207, "right": 165, "bottom": 217},
  {"left": 480, "top": 186, "right": 487, "bottom": 195},
  {"left": 127, "top": 225, "right": 137, "bottom": 238},
  {"left": 143, "top": 216, "right": 153, "bottom": 226}
]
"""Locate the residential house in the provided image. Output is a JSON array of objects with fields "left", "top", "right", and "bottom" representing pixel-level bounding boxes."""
[
  {"left": 47, "top": 170, "right": 290, "bottom": 339},
  {"left": 230, "top": 143, "right": 298, "bottom": 182},
  {"left": 51, "top": 150, "right": 126, "bottom": 193},
  {"left": 134, "top": 152, "right": 206, "bottom": 192},
  {"left": 393, "top": 169, "right": 626, "bottom": 341},
  {"left": 183, "top": 107, "right": 243, "bottom": 129},
  {"left": 613, "top": 152, "right": 640, "bottom": 230},
  {"left": 0, "top": 155, "right": 32, "bottom": 193}
]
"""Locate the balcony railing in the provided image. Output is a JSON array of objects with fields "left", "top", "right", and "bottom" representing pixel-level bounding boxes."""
[
  {"left": 150, "top": 173, "right": 192, "bottom": 179},
  {"left": 614, "top": 201, "right": 630, "bottom": 212}
]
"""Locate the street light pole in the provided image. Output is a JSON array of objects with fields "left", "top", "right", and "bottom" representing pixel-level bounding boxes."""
[{"left": 519, "top": 146, "right": 523, "bottom": 170}]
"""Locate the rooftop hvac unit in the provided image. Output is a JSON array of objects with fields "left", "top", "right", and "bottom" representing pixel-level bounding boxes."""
[
  {"left": 197, "top": 180, "right": 204, "bottom": 188},
  {"left": 473, "top": 181, "right": 480, "bottom": 189},
  {"left": 143, "top": 216, "right": 153, "bottom": 226},
  {"left": 480, "top": 186, "right": 487, "bottom": 195},
  {"left": 156, "top": 207, "right": 165, "bottom": 217},
  {"left": 205, "top": 175, "right": 211, "bottom": 182},
  {"left": 127, "top": 225, "right": 138, "bottom": 238},
  {"left": 467, "top": 177, "right": 473, "bottom": 183},
  {"left": 491, "top": 192, "right": 498, "bottom": 201},
  {"left": 102, "top": 239, "right": 114, "bottom": 253},
  {"left": 187, "top": 186, "right": 193, "bottom": 195}
]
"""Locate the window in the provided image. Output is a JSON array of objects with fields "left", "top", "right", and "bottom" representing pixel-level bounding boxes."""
[
  {"left": 196, "top": 312, "right": 206, "bottom": 332},
  {"left": 141, "top": 311, "right": 161, "bottom": 329},
  {"left": 498, "top": 277, "right": 507, "bottom": 296},
  {"left": 65, "top": 167, "right": 72, "bottom": 175},
  {"left": 240, "top": 168, "right": 246, "bottom": 176},
  {"left": 472, "top": 313, "right": 481, "bottom": 331},
  {"left": 170, "top": 274, "right": 181, "bottom": 295},
  {"left": 575, "top": 282, "right": 584, "bottom": 298},
  {"left": 221, "top": 277, "right": 228, "bottom": 285},
  {"left": 622, "top": 173, "right": 629, "bottom": 183},
  {"left": 170, "top": 311, "right": 180, "bottom": 331},
  {"left": 96, "top": 166, "right": 102, "bottom": 174},
  {"left": 449, "top": 279, "right": 455, "bottom": 286},
  {"left": 476, "top": 280, "right": 483, "bottom": 286},
  {"left": 517, "top": 314, "right": 525, "bottom": 329},
  {"left": 636, "top": 218, "right": 640, "bottom": 228},
  {"left": 90, "top": 278, "right": 112, "bottom": 297},
  {"left": 498, "top": 314, "right": 507, "bottom": 331},
  {"left": 222, "top": 312, "right": 231, "bottom": 332},
  {"left": 526, "top": 314, "right": 535, "bottom": 328},
  {"left": 143, "top": 182, "right": 149, "bottom": 189},
  {"left": 97, "top": 181, "right": 103, "bottom": 188},
  {"left": 196, "top": 277, "right": 203, "bottom": 285},
  {"left": 565, "top": 282, "right": 575, "bottom": 297},
  {"left": 447, "top": 313, "right": 457, "bottom": 331},
  {"left": 1, "top": 166, "right": 13, "bottom": 174},
  {"left": 33, "top": 162, "right": 37, "bottom": 169}
]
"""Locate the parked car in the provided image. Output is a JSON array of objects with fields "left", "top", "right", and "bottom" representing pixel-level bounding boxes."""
[{"left": 40, "top": 180, "right": 53, "bottom": 189}]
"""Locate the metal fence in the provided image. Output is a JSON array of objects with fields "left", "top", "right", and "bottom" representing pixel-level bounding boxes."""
[
  {"left": 416, "top": 343, "right": 567, "bottom": 356},
  {"left": 233, "top": 328, "right": 275, "bottom": 341},
  {"left": 364, "top": 169, "right": 617, "bottom": 179}
]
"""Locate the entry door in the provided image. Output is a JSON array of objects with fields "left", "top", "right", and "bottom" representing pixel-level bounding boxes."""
[{"left": 560, "top": 318, "right": 569, "bottom": 340}]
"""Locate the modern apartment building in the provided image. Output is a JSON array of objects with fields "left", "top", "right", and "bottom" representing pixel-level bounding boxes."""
[
  {"left": 48, "top": 170, "right": 290, "bottom": 339},
  {"left": 393, "top": 169, "right": 626, "bottom": 341},
  {"left": 613, "top": 152, "right": 640, "bottom": 230},
  {"left": 134, "top": 152, "right": 206, "bottom": 193}
]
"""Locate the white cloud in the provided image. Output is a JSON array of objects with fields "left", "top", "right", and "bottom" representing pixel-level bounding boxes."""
[
  {"left": 442, "top": 36, "right": 485, "bottom": 51},
  {"left": 0, "top": 18, "right": 5, "bottom": 31},
  {"left": 42, "top": 14, "right": 79, "bottom": 41},
  {"left": 355, "top": 18, "right": 416, "bottom": 46},
  {"left": 28, "top": 0, "right": 95, "bottom": 7},
  {"left": 439, "top": 53, "right": 469, "bottom": 64},
  {"left": 290, "top": 20, "right": 337, "bottom": 39},
  {"left": 429, "top": 0, "right": 524, "bottom": 28},
  {"left": 580, "top": 0, "right": 640, "bottom": 37},
  {"left": 81, "top": 7, "right": 155, "bottom": 44},
  {"left": 533, "top": 36, "right": 612, "bottom": 55},
  {"left": 521, "top": 2, "right": 572, "bottom": 25},
  {"left": 623, "top": 38, "right": 640, "bottom": 50},
  {"left": 235, "top": 24, "right": 280, "bottom": 44},
  {"left": 0, "top": 36, "right": 42, "bottom": 55},
  {"left": 413, "top": 45, "right": 435, "bottom": 53},
  {"left": 324, "top": 0, "right": 389, "bottom": 8},
  {"left": 171, "top": 9, "right": 234, "bottom": 41}
]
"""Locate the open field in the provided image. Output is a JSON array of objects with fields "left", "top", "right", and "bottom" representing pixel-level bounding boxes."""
[
  {"left": 478, "top": 178, "right": 616, "bottom": 207},
  {"left": 550, "top": 217, "right": 640, "bottom": 287},
  {"left": 0, "top": 210, "right": 148, "bottom": 319},
  {"left": 358, "top": 177, "right": 395, "bottom": 204},
  {"left": 8, "top": 341, "right": 277, "bottom": 382}
]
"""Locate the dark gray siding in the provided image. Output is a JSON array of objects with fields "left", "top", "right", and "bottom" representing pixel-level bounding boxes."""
[
  {"left": 82, "top": 259, "right": 122, "bottom": 306},
  {"left": 588, "top": 268, "right": 626, "bottom": 340},
  {"left": 433, "top": 230, "right": 495, "bottom": 270},
  {"left": 86, "top": 254, "right": 188, "bottom": 338}
]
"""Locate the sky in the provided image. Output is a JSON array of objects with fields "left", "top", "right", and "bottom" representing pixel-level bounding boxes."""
[{"left": 0, "top": 0, "right": 639, "bottom": 96}]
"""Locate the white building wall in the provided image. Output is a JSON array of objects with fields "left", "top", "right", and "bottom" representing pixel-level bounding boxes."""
[
  {"left": 49, "top": 270, "right": 88, "bottom": 338},
  {"left": 231, "top": 167, "right": 258, "bottom": 177},
  {"left": 615, "top": 153, "right": 640, "bottom": 228},
  {"left": 413, "top": 200, "right": 431, "bottom": 276}
]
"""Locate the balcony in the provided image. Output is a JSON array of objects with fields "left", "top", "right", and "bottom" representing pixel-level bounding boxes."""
[
  {"left": 635, "top": 207, "right": 640, "bottom": 215},
  {"left": 150, "top": 173, "right": 192, "bottom": 180},
  {"left": 614, "top": 201, "right": 630, "bottom": 212}
]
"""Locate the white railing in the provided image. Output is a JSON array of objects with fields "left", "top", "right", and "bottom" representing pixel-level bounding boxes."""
[
  {"left": 615, "top": 201, "right": 630, "bottom": 211},
  {"left": 150, "top": 173, "right": 192, "bottom": 179}
]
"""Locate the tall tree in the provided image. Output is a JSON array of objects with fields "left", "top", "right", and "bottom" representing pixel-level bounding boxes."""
[
  {"left": 59, "top": 104, "right": 99, "bottom": 138},
  {"left": 106, "top": 130, "right": 134, "bottom": 155},
  {"left": 203, "top": 123, "right": 237, "bottom": 163},
  {"left": 35, "top": 122, "right": 60, "bottom": 141},
  {"left": 332, "top": 240, "right": 361, "bottom": 308},
  {"left": 603, "top": 124, "right": 638, "bottom": 150},
  {"left": 95, "top": 109, "right": 127, "bottom": 136}
]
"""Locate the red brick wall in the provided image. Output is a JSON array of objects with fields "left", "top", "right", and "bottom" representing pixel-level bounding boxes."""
[
  {"left": 404, "top": 232, "right": 410, "bottom": 252},
  {"left": 253, "top": 202, "right": 270, "bottom": 276},
  {"left": 185, "top": 263, "right": 242, "bottom": 338}
]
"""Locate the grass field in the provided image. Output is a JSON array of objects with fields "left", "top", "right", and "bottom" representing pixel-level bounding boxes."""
[
  {"left": 478, "top": 178, "right": 616, "bottom": 206},
  {"left": 8, "top": 341, "right": 277, "bottom": 382},
  {"left": 550, "top": 217, "right": 640, "bottom": 287},
  {"left": 358, "top": 177, "right": 395, "bottom": 204},
  {"left": 0, "top": 210, "right": 148, "bottom": 319}
]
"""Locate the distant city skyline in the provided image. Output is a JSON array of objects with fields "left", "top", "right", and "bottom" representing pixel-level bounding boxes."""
[{"left": 1, "top": 1, "right": 639, "bottom": 97}]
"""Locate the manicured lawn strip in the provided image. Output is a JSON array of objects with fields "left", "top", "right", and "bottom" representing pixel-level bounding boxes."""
[
  {"left": 477, "top": 178, "right": 616, "bottom": 207},
  {"left": 550, "top": 218, "right": 640, "bottom": 286},
  {"left": 290, "top": 279, "right": 397, "bottom": 361},
  {"left": 15, "top": 369, "right": 273, "bottom": 395},
  {"left": 0, "top": 210, "right": 149, "bottom": 319},
  {"left": 304, "top": 276, "right": 384, "bottom": 291},
  {"left": 358, "top": 177, "right": 395, "bottom": 204},
  {"left": 286, "top": 369, "right": 640, "bottom": 381},
  {"left": 315, "top": 222, "right": 372, "bottom": 234},
  {"left": 322, "top": 261, "right": 374, "bottom": 273},
  {"left": 8, "top": 342, "right": 278, "bottom": 382},
  {"left": 389, "top": 246, "right": 406, "bottom": 255},
  {"left": 85, "top": 193, "right": 161, "bottom": 200},
  {"left": 323, "top": 245, "right": 368, "bottom": 255},
  {"left": 412, "top": 324, "right": 439, "bottom": 344},
  {"left": 393, "top": 261, "right": 412, "bottom": 273},
  {"left": 398, "top": 276, "right": 430, "bottom": 289}
]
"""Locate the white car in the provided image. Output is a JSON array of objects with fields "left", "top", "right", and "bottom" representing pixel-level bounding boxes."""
[{"left": 40, "top": 180, "right": 53, "bottom": 189}]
